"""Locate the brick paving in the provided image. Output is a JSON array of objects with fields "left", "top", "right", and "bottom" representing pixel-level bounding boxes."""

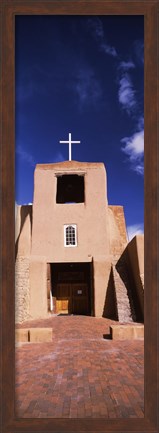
[{"left": 15, "top": 315, "right": 144, "bottom": 418}]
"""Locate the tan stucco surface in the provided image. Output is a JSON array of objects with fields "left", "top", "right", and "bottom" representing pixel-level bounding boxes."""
[
  {"left": 29, "top": 261, "right": 48, "bottom": 320},
  {"left": 15, "top": 205, "right": 32, "bottom": 255},
  {"left": 93, "top": 259, "right": 111, "bottom": 317},
  {"left": 31, "top": 162, "right": 109, "bottom": 262},
  {"left": 127, "top": 235, "right": 144, "bottom": 315},
  {"left": 15, "top": 160, "right": 144, "bottom": 323},
  {"left": 108, "top": 206, "right": 127, "bottom": 258}
]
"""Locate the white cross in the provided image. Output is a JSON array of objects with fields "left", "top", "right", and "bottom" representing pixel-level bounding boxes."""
[{"left": 59, "top": 132, "right": 81, "bottom": 161}]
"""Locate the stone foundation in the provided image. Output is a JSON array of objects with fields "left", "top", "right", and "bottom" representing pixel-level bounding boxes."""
[{"left": 15, "top": 256, "right": 30, "bottom": 323}]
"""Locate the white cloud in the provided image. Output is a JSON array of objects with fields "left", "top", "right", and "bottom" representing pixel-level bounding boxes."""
[
  {"left": 19, "top": 202, "right": 33, "bottom": 206},
  {"left": 127, "top": 224, "right": 144, "bottom": 241},
  {"left": 121, "top": 129, "right": 144, "bottom": 159},
  {"left": 101, "top": 43, "right": 117, "bottom": 58},
  {"left": 137, "top": 115, "right": 144, "bottom": 130},
  {"left": 133, "top": 40, "right": 144, "bottom": 65},
  {"left": 87, "top": 17, "right": 117, "bottom": 58},
  {"left": 16, "top": 145, "right": 35, "bottom": 166},
  {"left": 74, "top": 68, "right": 102, "bottom": 109},
  {"left": 118, "top": 73, "right": 136, "bottom": 113},
  {"left": 133, "top": 164, "right": 144, "bottom": 175},
  {"left": 121, "top": 127, "right": 144, "bottom": 175},
  {"left": 52, "top": 152, "right": 65, "bottom": 163},
  {"left": 119, "top": 60, "right": 135, "bottom": 71},
  {"left": 87, "top": 17, "right": 104, "bottom": 39}
]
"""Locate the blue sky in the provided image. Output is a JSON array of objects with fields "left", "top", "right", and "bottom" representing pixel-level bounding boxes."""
[{"left": 15, "top": 15, "right": 144, "bottom": 240}]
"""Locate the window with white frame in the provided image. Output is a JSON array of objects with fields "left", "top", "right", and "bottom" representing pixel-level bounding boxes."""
[{"left": 64, "top": 224, "right": 77, "bottom": 247}]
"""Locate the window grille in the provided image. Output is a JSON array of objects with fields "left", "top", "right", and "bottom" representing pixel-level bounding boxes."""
[{"left": 64, "top": 225, "right": 77, "bottom": 247}]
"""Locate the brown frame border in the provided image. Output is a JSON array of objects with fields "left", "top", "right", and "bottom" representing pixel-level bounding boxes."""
[{"left": 1, "top": 1, "right": 158, "bottom": 432}]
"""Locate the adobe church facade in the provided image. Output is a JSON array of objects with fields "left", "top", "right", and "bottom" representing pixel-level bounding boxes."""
[{"left": 15, "top": 160, "right": 144, "bottom": 324}]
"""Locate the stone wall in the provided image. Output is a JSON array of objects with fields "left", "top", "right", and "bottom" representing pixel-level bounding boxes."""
[
  {"left": 15, "top": 256, "right": 30, "bottom": 323},
  {"left": 15, "top": 205, "right": 32, "bottom": 323}
]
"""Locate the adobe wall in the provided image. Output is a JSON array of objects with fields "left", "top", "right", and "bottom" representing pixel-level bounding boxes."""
[
  {"left": 29, "top": 259, "right": 48, "bottom": 320},
  {"left": 108, "top": 205, "right": 127, "bottom": 260},
  {"left": 27, "top": 161, "right": 112, "bottom": 320},
  {"left": 15, "top": 205, "right": 32, "bottom": 256},
  {"left": 15, "top": 162, "right": 143, "bottom": 323},
  {"left": 93, "top": 259, "right": 111, "bottom": 317},
  {"left": 126, "top": 235, "right": 144, "bottom": 316},
  {"left": 31, "top": 161, "right": 110, "bottom": 263}
]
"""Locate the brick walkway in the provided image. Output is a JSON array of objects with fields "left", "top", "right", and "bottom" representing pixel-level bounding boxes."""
[{"left": 15, "top": 316, "right": 144, "bottom": 418}]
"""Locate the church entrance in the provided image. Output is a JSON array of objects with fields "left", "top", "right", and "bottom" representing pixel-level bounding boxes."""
[{"left": 48, "top": 262, "right": 93, "bottom": 316}]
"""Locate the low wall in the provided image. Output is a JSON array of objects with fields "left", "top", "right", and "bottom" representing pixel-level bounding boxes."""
[
  {"left": 110, "top": 324, "right": 144, "bottom": 340},
  {"left": 29, "top": 259, "right": 48, "bottom": 320}
]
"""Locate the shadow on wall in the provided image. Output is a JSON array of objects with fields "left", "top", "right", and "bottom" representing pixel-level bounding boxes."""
[
  {"left": 15, "top": 206, "right": 32, "bottom": 260},
  {"left": 102, "top": 235, "right": 144, "bottom": 323},
  {"left": 116, "top": 246, "right": 144, "bottom": 323},
  {"left": 103, "top": 267, "right": 118, "bottom": 321}
]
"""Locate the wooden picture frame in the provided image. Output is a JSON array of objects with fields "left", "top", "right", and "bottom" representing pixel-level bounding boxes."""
[{"left": 1, "top": 1, "right": 158, "bottom": 432}]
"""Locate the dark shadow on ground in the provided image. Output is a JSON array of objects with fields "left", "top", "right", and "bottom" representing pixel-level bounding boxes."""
[{"left": 103, "top": 333, "right": 112, "bottom": 340}]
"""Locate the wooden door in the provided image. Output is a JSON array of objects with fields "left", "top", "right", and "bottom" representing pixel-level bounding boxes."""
[
  {"left": 72, "top": 283, "right": 89, "bottom": 315},
  {"left": 55, "top": 283, "right": 89, "bottom": 315},
  {"left": 56, "top": 284, "right": 70, "bottom": 314}
]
